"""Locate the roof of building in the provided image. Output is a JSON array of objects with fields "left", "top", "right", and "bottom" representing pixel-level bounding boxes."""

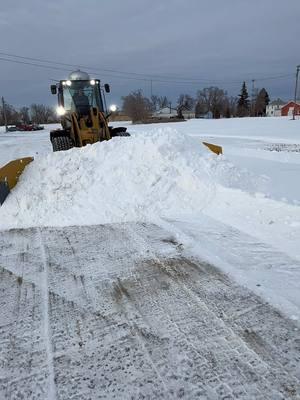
[
  {"left": 269, "top": 98, "right": 285, "bottom": 106},
  {"left": 155, "top": 106, "right": 177, "bottom": 114},
  {"left": 281, "top": 101, "right": 300, "bottom": 107}
]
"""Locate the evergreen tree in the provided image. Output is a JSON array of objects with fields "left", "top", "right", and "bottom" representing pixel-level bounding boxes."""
[{"left": 237, "top": 82, "right": 250, "bottom": 117}]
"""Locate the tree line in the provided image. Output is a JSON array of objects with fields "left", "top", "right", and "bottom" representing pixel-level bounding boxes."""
[
  {"left": 1, "top": 81, "right": 270, "bottom": 126},
  {"left": 122, "top": 82, "right": 270, "bottom": 123},
  {"left": 0, "top": 102, "right": 58, "bottom": 126}
]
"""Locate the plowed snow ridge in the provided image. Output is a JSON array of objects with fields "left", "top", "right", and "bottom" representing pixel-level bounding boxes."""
[{"left": 0, "top": 128, "right": 267, "bottom": 228}]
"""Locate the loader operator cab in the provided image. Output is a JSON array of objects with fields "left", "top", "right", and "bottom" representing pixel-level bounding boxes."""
[{"left": 54, "top": 77, "right": 106, "bottom": 117}]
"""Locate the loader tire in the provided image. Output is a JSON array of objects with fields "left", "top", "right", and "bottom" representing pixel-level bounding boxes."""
[
  {"left": 52, "top": 136, "right": 73, "bottom": 152},
  {"left": 115, "top": 131, "right": 130, "bottom": 137}
]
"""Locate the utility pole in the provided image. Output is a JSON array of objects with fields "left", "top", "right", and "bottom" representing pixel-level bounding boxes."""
[
  {"left": 292, "top": 65, "right": 300, "bottom": 120},
  {"left": 150, "top": 79, "right": 153, "bottom": 98},
  {"left": 1, "top": 97, "right": 8, "bottom": 132}
]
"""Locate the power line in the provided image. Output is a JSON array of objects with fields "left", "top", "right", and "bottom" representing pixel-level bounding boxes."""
[
  {"left": 0, "top": 57, "right": 71, "bottom": 73},
  {"left": 0, "top": 54, "right": 237, "bottom": 84},
  {"left": 0, "top": 56, "right": 231, "bottom": 84},
  {"left": 0, "top": 50, "right": 247, "bottom": 83},
  {"left": 0, "top": 51, "right": 152, "bottom": 79},
  {"left": 0, "top": 57, "right": 153, "bottom": 82},
  {"left": 0, "top": 50, "right": 294, "bottom": 86},
  {"left": 0, "top": 57, "right": 231, "bottom": 88},
  {"left": 254, "top": 74, "right": 293, "bottom": 81}
]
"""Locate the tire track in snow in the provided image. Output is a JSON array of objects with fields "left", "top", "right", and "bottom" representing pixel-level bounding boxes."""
[
  {"left": 37, "top": 228, "right": 57, "bottom": 400},
  {"left": 113, "top": 279, "right": 172, "bottom": 399}
]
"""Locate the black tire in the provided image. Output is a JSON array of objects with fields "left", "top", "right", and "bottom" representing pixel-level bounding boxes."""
[
  {"left": 52, "top": 136, "right": 73, "bottom": 152},
  {"left": 115, "top": 131, "right": 130, "bottom": 137},
  {"left": 109, "top": 127, "right": 131, "bottom": 137}
]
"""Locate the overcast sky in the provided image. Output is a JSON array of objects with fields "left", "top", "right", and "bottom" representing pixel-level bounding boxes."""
[{"left": 0, "top": 0, "right": 299, "bottom": 108}]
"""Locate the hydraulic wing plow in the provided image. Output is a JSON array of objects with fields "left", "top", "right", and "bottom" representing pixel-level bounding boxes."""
[{"left": 0, "top": 157, "right": 34, "bottom": 205}]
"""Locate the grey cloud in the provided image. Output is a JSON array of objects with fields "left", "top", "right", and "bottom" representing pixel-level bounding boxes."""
[{"left": 0, "top": 0, "right": 299, "bottom": 106}]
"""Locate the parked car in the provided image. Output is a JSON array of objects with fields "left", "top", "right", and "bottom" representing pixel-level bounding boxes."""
[
  {"left": 16, "top": 123, "right": 44, "bottom": 131},
  {"left": 32, "top": 124, "right": 44, "bottom": 131},
  {"left": 6, "top": 125, "right": 18, "bottom": 132}
]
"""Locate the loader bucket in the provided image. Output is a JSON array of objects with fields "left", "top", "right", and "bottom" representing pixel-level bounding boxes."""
[
  {"left": 0, "top": 157, "right": 34, "bottom": 205},
  {"left": 202, "top": 142, "right": 223, "bottom": 155}
]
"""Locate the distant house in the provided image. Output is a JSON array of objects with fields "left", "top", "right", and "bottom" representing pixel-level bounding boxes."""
[
  {"left": 281, "top": 101, "right": 300, "bottom": 117},
  {"left": 195, "top": 111, "right": 213, "bottom": 119},
  {"left": 153, "top": 106, "right": 178, "bottom": 119},
  {"left": 178, "top": 105, "right": 195, "bottom": 119},
  {"left": 266, "top": 99, "right": 285, "bottom": 117},
  {"left": 266, "top": 99, "right": 300, "bottom": 117},
  {"left": 182, "top": 110, "right": 195, "bottom": 119}
]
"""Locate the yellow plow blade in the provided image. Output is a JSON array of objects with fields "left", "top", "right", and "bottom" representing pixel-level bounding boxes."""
[
  {"left": 202, "top": 142, "right": 223, "bottom": 155},
  {"left": 0, "top": 157, "right": 34, "bottom": 205}
]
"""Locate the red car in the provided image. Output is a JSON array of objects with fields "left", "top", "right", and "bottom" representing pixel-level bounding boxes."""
[{"left": 16, "top": 123, "right": 44, "bottom": 131}]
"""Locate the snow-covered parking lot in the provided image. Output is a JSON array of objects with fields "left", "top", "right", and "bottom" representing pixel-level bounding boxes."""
[{"left": 0, "top": 117, "right": 300, "bottom": 398}]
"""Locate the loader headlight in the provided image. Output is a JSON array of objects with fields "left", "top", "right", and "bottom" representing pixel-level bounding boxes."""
[
  {"left": 66, "top": 80, "right": 72, "bottom": 86},
  {"left": 109, "top": 104, "right": 117, "bottom": 112},
  {"left": 56, "top": 106, "right": 66, "bottom": 116},
  {"left": 90, "top": 79, "right": 96, "bottom": 85}
]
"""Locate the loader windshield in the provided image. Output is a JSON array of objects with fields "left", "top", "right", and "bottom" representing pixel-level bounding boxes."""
[{"left": 62, "top": 80, "right": 104, "bottom": 114}]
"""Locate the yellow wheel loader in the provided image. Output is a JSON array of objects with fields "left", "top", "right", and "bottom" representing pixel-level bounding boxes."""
[{"left": 49, "top": 70, "right": 129, "bottom": 151}]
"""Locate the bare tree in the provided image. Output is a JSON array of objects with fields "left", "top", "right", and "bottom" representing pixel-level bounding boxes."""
[
  {"left": 150, "top": 95, "right": 160, "bottom": 111},
  {"left": 222, "top": 96, "right": 238, "bottom": 118},
  {"left": 19, "top": 106, "right": 30, "bottom": 124},
  {"left": 0, "top": 102, "right": 20, "bottom": 125},
  {"left": 177, "top": 94, "right": 195, "bottom": 111},
  {"left": 122, "top": 90, "right": 152, "bottom": 123},
  {"left": 254, "top": 88, "right": 270, "bottom": 117},
  {"left": 150, "top": 95, "right": 170, "bottom": 111},
  {"left": 30, "top": 104, "right": 55, "bottom": 124},
  {"left": 196, "top": 87, "right": 227, "bottom": 118},
  {"left": 159, "top": 96, "right": 169, "bottom": 109}
]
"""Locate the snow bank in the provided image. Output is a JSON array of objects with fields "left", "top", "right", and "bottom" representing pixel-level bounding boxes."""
[
  {"left": 0, "top": 128, "right": 267, "bottom": 229},
  {"left": 0, "top": 129, "right": 207, "bottom": 227}
]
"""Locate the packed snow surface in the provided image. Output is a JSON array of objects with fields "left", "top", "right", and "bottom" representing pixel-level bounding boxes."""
[
  {"left": 1, "top": 223, "right": 299, "bottom": 399},
  {"left": 1, "top": 117, "right": 300, "bottom": 323}
]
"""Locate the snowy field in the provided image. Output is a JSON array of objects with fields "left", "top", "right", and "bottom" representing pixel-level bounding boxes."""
[
  {"left": 0, "top": 117, "right": 300, "bottom": 398},
  {"left": 1, "top": 117, "right": 300, "bottom": 321}
]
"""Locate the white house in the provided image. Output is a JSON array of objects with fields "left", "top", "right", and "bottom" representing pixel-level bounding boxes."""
[
  {"left": 196, "top": 111, "right": 213, "bottom": 119},
  {"left": 182, "top": 110, "right": 195, "bottom": 119},
  {"left": 153, "top": 106, "right": 178, "bottom": 118},
  {"left": 266, "top": 99, "right": 285, "bottom": 117}
]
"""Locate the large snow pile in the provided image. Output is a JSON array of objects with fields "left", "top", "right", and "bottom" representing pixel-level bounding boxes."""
[{"left": 0, "top": 128, "right": 265, "bottom": 229}]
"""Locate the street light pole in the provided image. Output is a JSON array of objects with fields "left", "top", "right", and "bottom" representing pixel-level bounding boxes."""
[
  {"left": 1, "top": 97, "right": 8, "bottom": 132},
  {"left": 292, "top": 65, "right": 300, "bottom": 120}
]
